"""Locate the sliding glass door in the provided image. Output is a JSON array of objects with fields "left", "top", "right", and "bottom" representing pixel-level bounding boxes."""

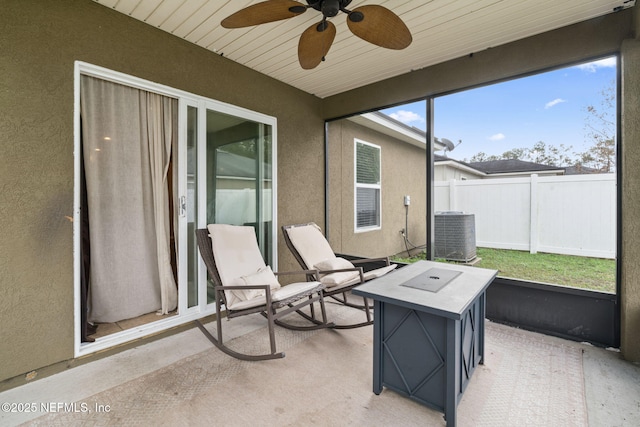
[
  {"left": 75, "top": 62, "right": 276, "bottom": 356},
  {"left": 185, "top": 105, "right": 199, "bottom": 309},
  {"left": 178, "top": 104, "right": 276, "bottom": 311},
  {"left": 203, "top": 109, "right": 275, "bottom": 303}
]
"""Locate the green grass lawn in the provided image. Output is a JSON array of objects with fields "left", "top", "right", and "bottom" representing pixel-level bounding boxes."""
[{"left": 392, "top": 248, "right": 616, "bottom": 293}]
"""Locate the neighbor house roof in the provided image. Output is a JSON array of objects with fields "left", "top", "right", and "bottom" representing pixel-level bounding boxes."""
[
  {"left": 563, "top": 164, "right": 601, "bottom": 175},
  {"left": 347, "top": 111, "right": 446, "bottom": 151},
  {"left": 434, "top": 154, "right": 486, "bottom": 177},
  {"left": 467, "top": 159, "right": 565, "bottom": 175}
]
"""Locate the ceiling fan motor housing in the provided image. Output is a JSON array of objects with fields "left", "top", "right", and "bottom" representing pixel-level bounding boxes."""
[{"left": 307, "top": 0, "right": 353, "bottom": 17}]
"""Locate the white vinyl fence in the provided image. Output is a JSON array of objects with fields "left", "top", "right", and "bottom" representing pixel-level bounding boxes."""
[
  {"left": 188, "top": 187, "right": 273, "bottom": 226},
  {"left": 434, "top": 174, "right": 616, "bottom": 259}
]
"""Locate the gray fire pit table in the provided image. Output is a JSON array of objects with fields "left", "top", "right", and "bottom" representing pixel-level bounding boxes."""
[{"left": 352, "top": 260, "right": 498, "bottom": 427}]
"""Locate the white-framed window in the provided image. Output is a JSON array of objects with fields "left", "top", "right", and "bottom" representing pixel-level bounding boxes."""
[{"left": 354, "top": 139, "right": 381, "bottom": 232}]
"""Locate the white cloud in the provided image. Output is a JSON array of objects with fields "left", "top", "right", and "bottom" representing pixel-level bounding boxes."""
[
  {"left": 488, "top": 133, "right": 505, "bottom": 141},
  {"left": 389, "top": 110, "right": 425, "bottom": 125},
  {"left": 576, "top": 57, "right": 617, "bottom": 73},
  {"left": 545, "top": 98, "right": 567, "bottom": 109}
]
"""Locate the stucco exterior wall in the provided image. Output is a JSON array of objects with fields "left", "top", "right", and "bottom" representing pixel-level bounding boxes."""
[
  {"left": 434, "top": 164, "right": 482, "bottom": 181},
  {"left": 620, "top": 31, "right": 640, "bottom": 361},
  {"left": 327, "top": 120, "right": 427, "bottom": 258},
  {"left": 0, "top": 0, "right": 324, "bottom": 384}
]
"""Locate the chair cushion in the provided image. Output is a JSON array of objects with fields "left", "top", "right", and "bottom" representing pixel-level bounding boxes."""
[
  {"left": 208, "top": 224, "right": 270, "bottom": 309},
  {"left": 208, "top": 224, "right": 267, "bottom": 279},
  {"left": 285, "top": 224, "right": 336, "bottom": 269},
  {"left": 226, "top": 281, "right": 322, "bottom": 311},
  {"left": 228, "top": 266, "right": 281, "bottom": 305},
  {"left": 362, "top": 264, "right": 398, "bottom": 280},
  {"left": 271, "top": 281, "right": 323, "bottom": 305},
  {"left": 314, "top": 257, "right": 360, "bottom": 287},
  {"left": 320, "top": 264, "right": 399, "bottom": 293}
]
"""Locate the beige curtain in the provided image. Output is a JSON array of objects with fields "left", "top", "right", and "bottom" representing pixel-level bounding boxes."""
[
  {"left": 144, "top": 92, "right": 179, "bottom": 315},
  {"left": 81, "top": 75, "right": 178, "bottom": 323}
]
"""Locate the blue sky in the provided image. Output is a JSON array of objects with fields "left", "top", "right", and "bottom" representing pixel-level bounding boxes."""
[{"left": 381, "top": 56, "right": 617, "bottom": 162}]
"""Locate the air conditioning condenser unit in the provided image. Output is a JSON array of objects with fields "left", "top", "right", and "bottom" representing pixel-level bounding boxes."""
[{"left": 434, "top": 211, "right": 477, "bottom": 262}]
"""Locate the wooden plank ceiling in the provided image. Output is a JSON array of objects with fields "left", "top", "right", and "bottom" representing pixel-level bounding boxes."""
[{"left": 93, "top": 0, "right": 635, "bottom": 98}]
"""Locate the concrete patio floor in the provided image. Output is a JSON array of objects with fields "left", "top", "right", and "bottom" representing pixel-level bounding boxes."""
[{"left": 1, "top": 302, "right": 639, "bottom": 427}]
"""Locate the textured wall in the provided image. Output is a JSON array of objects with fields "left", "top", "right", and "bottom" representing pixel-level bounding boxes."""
[
  {"left": 0, "top": 0, "right": 323, "bottom": 383},
  {"left": 621, "top": 37, "right": 640, "bottom": 362},
  {"left": 327, "top": 120, "right": 427, "bottom": 258}
]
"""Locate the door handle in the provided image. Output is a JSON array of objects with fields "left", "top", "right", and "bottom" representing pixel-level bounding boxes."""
[{"left": 180, "top": 195, "right": 187, "bottom": 217}]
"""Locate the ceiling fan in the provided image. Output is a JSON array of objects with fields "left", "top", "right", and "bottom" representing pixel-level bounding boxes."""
[{"left": 221, "top": 0, "right": 412, "bottom": 70}]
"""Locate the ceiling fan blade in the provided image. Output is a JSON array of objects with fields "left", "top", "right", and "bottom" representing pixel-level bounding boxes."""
[
  {"left": 347, "top": 5, "right": 412, "bottom": 50},
  {"left": 221, "top": 0, "right": 307, "bottom": 29},
  {"left": 298, "top": 20, "right": 336, "bottom": 70}
]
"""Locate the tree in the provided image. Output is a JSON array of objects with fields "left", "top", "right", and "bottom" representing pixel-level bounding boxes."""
[
  {"left": 468, "top": 152, "right": 499, "bottom": 163},
  {"left": 526, "top": 141, "right": 574, "bottom": 166},
  {"left": 464, "top": 80, "right": 616, "bottom": 172},
  {"left": 465, "top": 142, "right": 573, "bottom": 166},
  {"left": 501, "top": 148, "right": 527, "bottom": 160},
  {"left": 575, "top": 79, "right": 616, "bottom": 172}
]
